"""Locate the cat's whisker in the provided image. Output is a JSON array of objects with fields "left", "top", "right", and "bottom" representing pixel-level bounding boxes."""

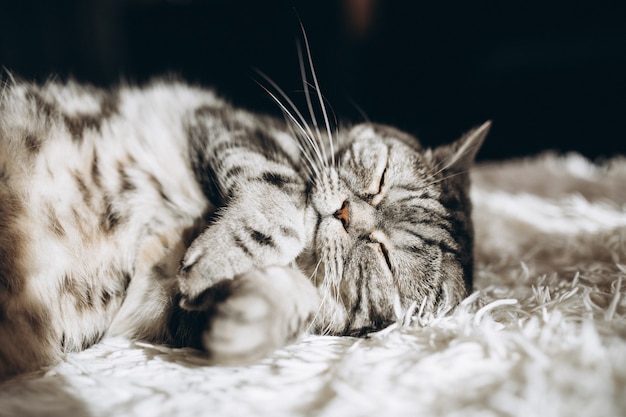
[
  {"left": 422, "top": 168, "right": 471, "bottom": 189},
  {"left": 298, "top": 21, "right": 335, "bottom": 168},
  {"left": 344, "top": 95, "right": 371, "bottom": 123},
  {"left": 255, "top": 82, "right": 324, "bottom": 180},
  {"left": 300, "top": 79, "right": 341, "bottom": 170},
  {"left": 307, "top": 285, "right": 329, "bottom": 334},
  {"left": 309, "top": 257, "right": 323, "bottom": 287},
  {"left": 281, "top": 113, "right": 322, "bottom": 181},
  {"left": 297, "top": 42, "right": 325, "bottom": 165},
  {"left": 317, "top": 242, "right": 347, "bottom": 336},
  {"left": 312, "top": 283, "right": 331, "bottom": 336},
  {"left": 287, "top": 86, "right": 330, "bottom": 179},
  {"left": 428, "top": 139, "right": 483, "bottom": 181},
  {"left": 254, "top": 70, "right": 311, "bottom": 134},
  {"left": 305, "top": 82, "right": 339, "bottom": 168},
  {"left": 286, "top": 122, "right": 322, "bottom": 182},
  {"left": 292, "top": 134, "right": 322, "bottom": 183},
  {"left": 296, "top": 81, "right": 333, "bottom": 179},
  {"left": 290, "top": 120, "right": 327, "bottom": 181},
  {"left": 425, "top": 151, "right": 458, "bottom": 182},
  {"left": 333, "top": 125, "right": 340, "bottom": 169},
  {"left": 253, "top": 74, "right": 326, "bottom": 173},
  {"left": 323, "top": 288, "right": 341, "bottom": 336},
  {"left": 420, "top": 135, "right": 484, "bottom": 191},
  {"left": 331, "top": 169, "right": 341, "bottom": 193},
  {"left": 330, "top": 245, "right": 348, "bottom": 318}
]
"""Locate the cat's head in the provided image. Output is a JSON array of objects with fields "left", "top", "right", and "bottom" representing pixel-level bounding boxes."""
[{"left": 302, "top": 121, "right": 490, "bottom": 335}]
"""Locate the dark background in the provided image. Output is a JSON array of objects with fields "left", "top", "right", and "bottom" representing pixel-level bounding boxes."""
[{"left": 1, "top": 0, "right": 624, "bottom": 161}]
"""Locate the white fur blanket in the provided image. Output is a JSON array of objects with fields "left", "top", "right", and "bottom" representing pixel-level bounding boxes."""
[{"left": 1, "top": 153, "right": 625, "bottom": 417}]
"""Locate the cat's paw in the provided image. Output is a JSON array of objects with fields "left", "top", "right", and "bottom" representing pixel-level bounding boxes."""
[
  {"left": 177, "top": 244, "right": 219, "bottom": 310},
  {"left": 177, "top": 235, "right": 252, "bottom": 311},
  {"left": 202, "top": 279, "right": 277, "bottom": 364},
  {"left": 201, "top": 266, "right": 319, "bottom": 365}
]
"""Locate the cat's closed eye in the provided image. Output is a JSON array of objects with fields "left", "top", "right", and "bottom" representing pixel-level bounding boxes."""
[
  {"left": 366, "top": 232, "right": 393, "bottom": 272},
  {"left": 364, "top": 167, "right": 387, "bottom": 205}
]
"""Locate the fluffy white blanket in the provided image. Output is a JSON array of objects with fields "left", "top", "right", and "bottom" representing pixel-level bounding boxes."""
[{"left": 1, "top": 153, "right": 625, "bottom": 417}]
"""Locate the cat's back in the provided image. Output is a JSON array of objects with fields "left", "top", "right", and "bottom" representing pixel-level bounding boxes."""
[
  {"left": 0, "top": 79, "right": 222, "bottom": 361},
  {"left": 0, "top": 77, "right": 227, "bottom": 268},
  {"left": 0, "top": 78, "right": 222, "bottom": 178},
  {"left": 1, "top": 80, "right": 197, "bottom": 181}
]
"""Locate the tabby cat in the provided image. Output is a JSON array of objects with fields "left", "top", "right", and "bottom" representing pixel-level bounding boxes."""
[{"left": 0, "top": 69, "right": 489, "bottom": 378}]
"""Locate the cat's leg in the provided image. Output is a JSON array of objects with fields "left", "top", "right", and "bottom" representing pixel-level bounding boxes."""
[
  {"left": 180, "top": 105, "right": 316, "bottom": 306},
  {"left": 172, "top": 183, "right": 318, "bottom": 361},
  {"left": 177, "top": 181, "right": 313, "bottom": 309},
  {"left": 107, "top": 219, "right": 210, "bottom": 346},
  {"left": 0, "top": 195, "right": 126, "bottom": 379},
  {"left": 173, "top": 109, "right": 320, "bottom": 358},
  {"left": 198, "top": 266, "right": 320, "bottom": 364}
]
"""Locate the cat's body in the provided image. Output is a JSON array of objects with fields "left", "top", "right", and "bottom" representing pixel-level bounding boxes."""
[{"left": 0, "top": 76, "right": 489, "bottom": 379}]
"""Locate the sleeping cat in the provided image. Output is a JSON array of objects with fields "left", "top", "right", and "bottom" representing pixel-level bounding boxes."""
[{"left": 0, "top": 71, "right": 489, "bottom": 378}]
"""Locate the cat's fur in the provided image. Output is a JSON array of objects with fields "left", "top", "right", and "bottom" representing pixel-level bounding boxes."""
[{"left": 0, "top": 74, "right": 489, "bottom": 378}]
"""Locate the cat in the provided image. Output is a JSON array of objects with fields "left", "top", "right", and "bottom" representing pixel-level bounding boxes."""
[{"left": 0, "top": 69, "right": 489, "bottom": 378}]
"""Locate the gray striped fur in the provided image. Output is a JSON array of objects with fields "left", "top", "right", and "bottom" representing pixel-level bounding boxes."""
[{"left": 0, "top": 75, "right": 488, "bottom": 377}]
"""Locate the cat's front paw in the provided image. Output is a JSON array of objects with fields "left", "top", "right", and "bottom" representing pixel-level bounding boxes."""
[
  {"left": 201, "top": 266, "right": 319, "bottom": 365},
  {"left": 177, "top": 244, "right": 218, "bottom": 310},
  {"left": 177, "top": 234, "right": 253, "bottom": 311}
]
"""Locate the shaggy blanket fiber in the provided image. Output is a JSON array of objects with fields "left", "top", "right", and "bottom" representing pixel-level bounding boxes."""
[{"left": 1, "top": 153, "right": 625, "bottom": 417}]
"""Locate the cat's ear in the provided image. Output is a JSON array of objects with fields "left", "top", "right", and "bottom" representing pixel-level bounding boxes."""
[{"left": 432, "top": 121, "right": 491, "bottom": 173}]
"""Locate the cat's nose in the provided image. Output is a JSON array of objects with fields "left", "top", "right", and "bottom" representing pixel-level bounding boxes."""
[
  {"left": 348, "top": 199, "right": 377, "bottom": 235},
  {"left": 334, "top": 200, "right": 350, "bottom": 230},
  {"left": 334, "top": 199, "right": 376, "bottom": 233}
]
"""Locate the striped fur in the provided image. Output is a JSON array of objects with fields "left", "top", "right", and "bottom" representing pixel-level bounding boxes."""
[{"left": 0, "top": 75, "right": 488, "bottom": 377}]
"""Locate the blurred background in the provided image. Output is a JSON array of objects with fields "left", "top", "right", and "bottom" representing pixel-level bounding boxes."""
[{"left": 0, "top": 0, "right": 624, "bottom": 161}]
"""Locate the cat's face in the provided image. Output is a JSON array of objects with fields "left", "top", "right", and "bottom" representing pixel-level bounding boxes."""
[{"left": 303, "top": 122, "right": 489, "bottom": 335}]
